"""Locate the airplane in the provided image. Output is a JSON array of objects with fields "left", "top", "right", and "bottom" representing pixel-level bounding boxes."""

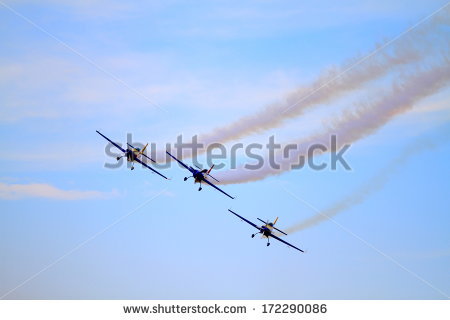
[
  {"left": 96, "top": 130, "right": 169, "bottom": 180},
  {"left": 166, "top": 151, "right": 234, "bottom": 199},
  {"left": 228, "top": 209, "right": 304, "bottom": 253}
]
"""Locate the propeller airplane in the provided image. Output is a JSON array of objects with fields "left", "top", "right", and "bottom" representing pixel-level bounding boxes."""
[
  {"left": 96, "top": 130, "right": 169, "bottom": 180},
  {"left": 228, "top": 209, "right": 304, "bottom": 253},
  {"left": 166, "top": 151, "right": 234, "bottom": 199}
]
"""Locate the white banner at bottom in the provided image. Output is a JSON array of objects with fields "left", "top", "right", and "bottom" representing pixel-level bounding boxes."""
[{"left": 0, "top": 300, "right": 449, "bottom": 320}]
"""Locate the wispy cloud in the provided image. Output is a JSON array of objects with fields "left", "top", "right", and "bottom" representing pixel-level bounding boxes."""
[
  {"left": 9, "top": 0, "right": 137, "bottom": 19},
  {"left": 0, "top": 52, "right": 295, "bottom": 123},
  {"left": 0, "top": 182, "right": 117, "bottom": 200},
  {"left": 159, "top": 1, "right": 442, "bottom": 39}
]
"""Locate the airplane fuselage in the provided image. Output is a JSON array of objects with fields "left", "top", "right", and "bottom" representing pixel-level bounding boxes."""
[
  {"left": 194, "top": 173, "right": 205, "bottom": 183},
  {"left": 260, "top": 225, "right": 273, "bottom": 238},
  {"left": 191, "top": 168, "right": 206, "bottom": 183},
  {"left": 122, "top": 149, "right": 142, "bottom": 170},
  {"left": 125, "top": 149, "right": 140, "bottom": 163},
  {"left": 167, "top": 151, "right": 233, "bottom": 198}
]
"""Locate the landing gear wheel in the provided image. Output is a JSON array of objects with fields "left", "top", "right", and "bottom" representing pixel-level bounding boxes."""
[
  {"left": 267, "top": 243, "right": 270, "bottom": 247},
  {"left": 251, "top": 234, "right": 255, "bottom": 238},
  {"left": 131, "top": 167, "right": 134, "bottom": 170},
  {"left": 116, "top": 157, "right": 120, "bottom": 161},
  {"left": 184, "top": 177, "right": 187, "bottom": 181}
]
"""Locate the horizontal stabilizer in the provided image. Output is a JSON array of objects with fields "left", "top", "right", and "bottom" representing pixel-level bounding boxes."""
[{"left": 273, "top": 227, "right": 288, "bottom": 236}]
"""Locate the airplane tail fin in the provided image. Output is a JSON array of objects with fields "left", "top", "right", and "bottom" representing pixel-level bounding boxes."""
[
  {"left": 206, "top": 164, "right": 220, "bottom": 182},
  {"left": 272, "top": 217, "right": 287, "bottom": 235},
  {"left": 139, "top": 143, "right": 148, "bottom": 154}
]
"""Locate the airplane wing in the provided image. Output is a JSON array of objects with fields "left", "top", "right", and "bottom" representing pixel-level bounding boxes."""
[
  {"left": 128, "top": 143, "right": 156, "bottom": 163},
  {"left": 228, "top": 209, "right": 260, "bottom": 230},
  {"left": 166, "top": 151, "right": 195, "bottom": 174},
  {"left": 257, "top": 218, "right": 267, "bottom": 225},
  {"left": 269, "top": 233, "right": 304, "bottom": 253},
  {"left": 206, "top": 173, "right": 220, "bottom": 183},
  {"left": 202, "top": 178, "right": 235, "bottom": 199},
  {"left": 96, "top": 130, "right": 126, "bottom": 153},
  {"left": 141, "top": 153, "right": 156, "bottom": 163},
  {"left": 273, "top": 227, "right": 288, "bottom": 236},
  {"left": 134, "top": 157, "right": 169, "bottom": 180}
]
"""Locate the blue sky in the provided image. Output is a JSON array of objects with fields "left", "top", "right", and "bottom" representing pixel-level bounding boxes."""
[{"left": 1, "top": 0, "right": 449, "bottom": 299}]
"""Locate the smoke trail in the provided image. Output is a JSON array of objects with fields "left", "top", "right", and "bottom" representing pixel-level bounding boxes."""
[
  {"left": 195, "top": 12, "right": 449, "bottom": 146},
  {"left": 216, "top": 61, "right": 450, "bottom": 184},
  {"left": 154, "top": 12, "right": 449, "bottom": 162},
  {"left": 284, "top": 132, "right": 448, "bottom": 233}
]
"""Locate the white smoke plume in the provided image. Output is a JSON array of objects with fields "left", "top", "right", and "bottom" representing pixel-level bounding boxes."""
[
  {"left": 154, "top": 11, "right": 449, "bottom": 162},
  {"left": 284, "top": 132, "right": 449, "bottom": 233},
  {"left": 199, "top": 14, "right": 448, "bottom": 145},
  {"left": 216, "top": 61, "right": 450, "bottom": 184}
]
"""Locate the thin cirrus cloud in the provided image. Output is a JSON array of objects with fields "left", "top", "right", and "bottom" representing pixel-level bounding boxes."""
[
  {"left": 0, "top": 52, "right": 294, "bottom": 123},
  {"left": 0, "top": 182, "right": 117, "bottom": 200}
]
